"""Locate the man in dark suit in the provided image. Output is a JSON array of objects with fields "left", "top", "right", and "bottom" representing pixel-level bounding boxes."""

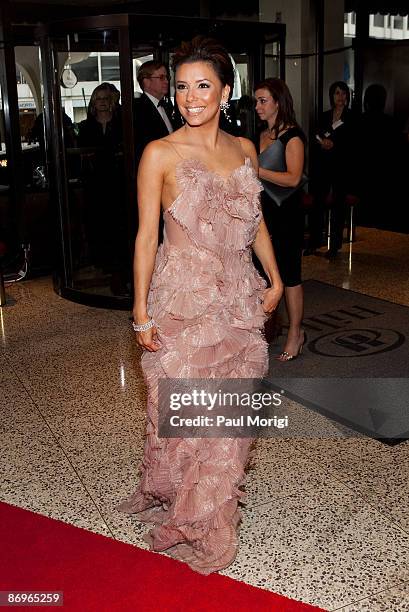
[
  {"left": 133, "top": 61, "right": 181, "bottom": 243},
  {"left": 134, "top": 60, "right": 180, "bottom": 159}
]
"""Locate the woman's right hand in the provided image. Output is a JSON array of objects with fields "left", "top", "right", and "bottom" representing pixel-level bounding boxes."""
[
  {"left": 321, "top": 138, "right": 334, "bottom": 151},
  {"left": 262, "top": 284, "right": 283, "bottom": 314},
  {"left": 135, "top": 325, "right": 161, "bottom": 352}
]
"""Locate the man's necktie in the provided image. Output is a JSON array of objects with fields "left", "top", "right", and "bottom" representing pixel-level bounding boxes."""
[{"left": 158, "top": 98, "right": 170, "bottom": 116}]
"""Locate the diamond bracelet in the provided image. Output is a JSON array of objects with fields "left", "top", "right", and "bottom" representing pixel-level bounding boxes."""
[{"left": 132, "top": 318, "right": 156, "bottom": 332}]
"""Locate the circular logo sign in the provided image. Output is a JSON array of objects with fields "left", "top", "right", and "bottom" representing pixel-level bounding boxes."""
[{"left": 308, "top": 328, "right": 405, "bottom": 358}]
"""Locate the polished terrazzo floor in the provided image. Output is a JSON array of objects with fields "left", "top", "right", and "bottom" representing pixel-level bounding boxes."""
[{"left": 1, "top": 226, "right": 409, "bottom": 611}]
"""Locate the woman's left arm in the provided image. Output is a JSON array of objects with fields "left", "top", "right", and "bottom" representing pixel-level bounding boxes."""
[
  {"left": 253, "top": 221, "right": 283, "bottom": 312},
  {"left": 259, "top": 136, "right": 304, "bottom": 187},
  {"left": 239, "top": 137, "right": 284, "bottom": 312}
]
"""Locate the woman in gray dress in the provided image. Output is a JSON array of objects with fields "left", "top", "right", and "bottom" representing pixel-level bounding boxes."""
[{"left": 255, "top": 78, "right": 306, "bottom": 361}]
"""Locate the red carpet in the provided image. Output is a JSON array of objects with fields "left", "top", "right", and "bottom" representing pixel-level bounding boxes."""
[{"left": 0, "top": 502, "right": 327, "bottom": 611}]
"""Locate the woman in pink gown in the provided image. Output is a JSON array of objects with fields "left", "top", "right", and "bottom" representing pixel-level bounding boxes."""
[{"left": 119, "top": 36, "right": 283, "bottom": 574}]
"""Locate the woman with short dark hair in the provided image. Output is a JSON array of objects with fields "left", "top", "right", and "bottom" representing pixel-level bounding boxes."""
[{"left": 306, "top": 80, "right": 357, "bottom": 259}]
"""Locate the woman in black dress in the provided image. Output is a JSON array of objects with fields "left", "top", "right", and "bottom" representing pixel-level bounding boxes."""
[
  {"left": 306, "top": 81, "right": 356, "bottom": 258},
  {"left": 255, "top": 78, "right": 306, "bottom": 361}
]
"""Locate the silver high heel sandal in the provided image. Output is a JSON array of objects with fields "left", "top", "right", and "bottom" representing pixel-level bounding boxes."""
[{"left": 277, "top": 331, "right": 307, "bottom": 362}]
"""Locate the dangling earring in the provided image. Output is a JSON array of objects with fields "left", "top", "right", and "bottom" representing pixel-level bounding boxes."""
[{"left": 220, "top": 99, "right": 232, "bottom": 122}]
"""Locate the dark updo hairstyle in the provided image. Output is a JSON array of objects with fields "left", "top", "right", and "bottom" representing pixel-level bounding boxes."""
[
  {"left": 172, "top": 35, "right": 234, "bottom": 99},
  {"left": 329, "top": 81, "right": 350, "bottom": 108},
  {"left": 254, "top": 77, "right": 298, "bottom": 141}
]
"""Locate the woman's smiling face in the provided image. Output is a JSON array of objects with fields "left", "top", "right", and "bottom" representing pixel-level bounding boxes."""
[{"left": 175, "top": 61, "right": 229, "bottom": 127}]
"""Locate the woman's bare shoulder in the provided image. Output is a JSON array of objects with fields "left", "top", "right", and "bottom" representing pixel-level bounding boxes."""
[
  {"left": 139, "top": 138, "right": 178, "bottom": 172},
  {"left": 237, "top": 136, "right": 257, "bottom": 157},
  {"left": 143, "top": 138, "right": 173, "bottom": 157},
  {"left": 218, "top": 131, "right": 257, "bottom": 159}
]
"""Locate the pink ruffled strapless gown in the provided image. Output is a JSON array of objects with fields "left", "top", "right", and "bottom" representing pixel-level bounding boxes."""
[{"left": 118, "top": 157, "right": 268, "bottom": 574}]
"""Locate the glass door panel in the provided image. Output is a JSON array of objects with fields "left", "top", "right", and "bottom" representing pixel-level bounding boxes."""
[
  {"left": 264, "top": 41, "right": 281, "bottom": 79},
  {"left": 53, "top": 29, "right": 132, "bottom": 297},
  {"left": 231, "top": 53, "right": 255, "bottom": 139},
  {"left": 17, "top": 46, "right": 53, "bottom": 275}
]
